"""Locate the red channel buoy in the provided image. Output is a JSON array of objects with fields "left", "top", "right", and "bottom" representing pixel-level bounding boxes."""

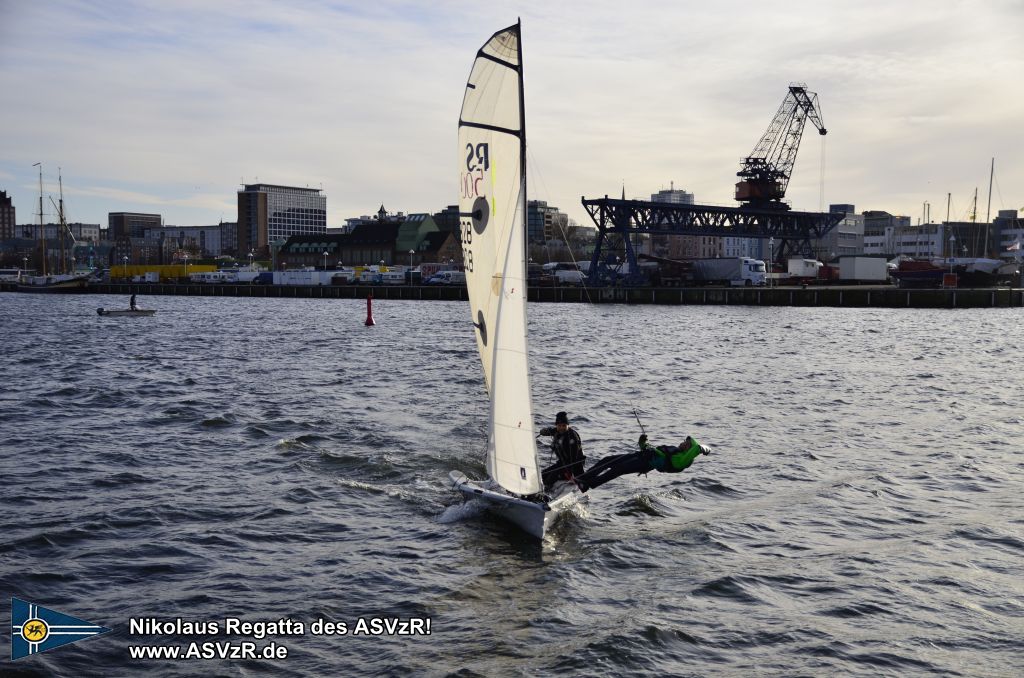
[{"left": 365, "top": 293, "right": 375, "bottom": 326}]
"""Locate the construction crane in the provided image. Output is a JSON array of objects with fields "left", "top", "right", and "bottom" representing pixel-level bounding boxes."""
[{"left": 735, "top": 83, "right": 826, "bottom": 211}]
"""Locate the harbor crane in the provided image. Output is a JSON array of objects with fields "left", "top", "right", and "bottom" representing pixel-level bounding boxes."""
[{"left": 735, "top": 83, "right": 826, "bottom": 210}]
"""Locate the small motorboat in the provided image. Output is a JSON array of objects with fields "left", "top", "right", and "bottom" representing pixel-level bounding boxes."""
[{"left": 97, "top": 307, "right": 156, "bottom": 317}]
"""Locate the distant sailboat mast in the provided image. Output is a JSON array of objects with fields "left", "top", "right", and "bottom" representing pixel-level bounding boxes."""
[
  {"left": 33, "top": 162, "right": 45, "bottom": 276},
  {"left": 58, "top": 169, "right": 66, "bottom": 274},
  {"left": 983, "top": 157, "right": 994, "bottom": 256},
  {"left": 970, "top": 187, "right": 978, "bottom": 257}
]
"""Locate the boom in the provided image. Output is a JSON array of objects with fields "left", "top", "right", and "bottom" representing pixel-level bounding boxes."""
[{"left": 736, "top": 83, "right": 826, "bottom": 210}]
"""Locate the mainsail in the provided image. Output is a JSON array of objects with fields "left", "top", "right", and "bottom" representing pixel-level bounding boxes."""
[{"left": 458, "top": 21, "right": 540, "bottom": 496}]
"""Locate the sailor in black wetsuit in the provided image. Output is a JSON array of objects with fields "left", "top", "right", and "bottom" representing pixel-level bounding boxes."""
[
  {"left": 129, "top": 294, "right": 137, "bottom": 311},
  {"left": 576, "top": 434, "right": 710, "bottom": 492},
  {"left": 538, "top": 411, "right": 586, "bottom": 490}
]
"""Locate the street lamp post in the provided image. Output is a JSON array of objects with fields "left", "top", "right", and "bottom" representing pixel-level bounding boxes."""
[
  {"left": 768, "top": 237, "right": 774, "bottom": 288},
  {"left": 249, "top": 250, "right": 254, "bottom": 268},
  {"left": 184, "top": 253, "right": 189, "bottom": 281},
  {"left": 22, "top": 256, "right": 27, "bottom": 281},
  {"left": 123, "top": 255, "right": 128, "bottom": 279},
  {"left": 323, "top": 251, "right": 328, "bottom": 271},
  {"left": 948, "top": 234, "right": 956, "bottom": 272}
]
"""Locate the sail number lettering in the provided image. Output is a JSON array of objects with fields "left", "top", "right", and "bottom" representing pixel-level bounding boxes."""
[
  {"left": 460, "top": 143, "right": 489, "bottom": 199},
  {"left": 466, "top": 143, "right": 489, "bottom": 171},
  {"left": 461, "top": 169, "right": 484, "bottom": 199},
  {"left": 460, "top": 143, "right": 488, "bottom": 270},
  {"left": 460, "top": 219, "right": 474, "bottom": 273}
]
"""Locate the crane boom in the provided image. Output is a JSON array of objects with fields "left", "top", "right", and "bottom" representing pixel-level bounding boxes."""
[{"left": 736, "top": 83, "right": 826, "bottom": 210}]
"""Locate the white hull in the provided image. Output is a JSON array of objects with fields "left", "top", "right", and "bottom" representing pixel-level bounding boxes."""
[
  {"left": 97, "top": 308, "right": 156, "bottom": 317},
  {"left": 449, "top": 471, "right": 583, "bottom": 539}
]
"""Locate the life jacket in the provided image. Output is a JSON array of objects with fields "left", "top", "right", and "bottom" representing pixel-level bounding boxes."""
[{"left": 645, "top": 438, "right": 703, "bottom": 473}]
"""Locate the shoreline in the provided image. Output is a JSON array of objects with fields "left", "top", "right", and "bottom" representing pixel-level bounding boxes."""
[{"left": 4, "top": 281, "right": 1023, "bottom": 308}]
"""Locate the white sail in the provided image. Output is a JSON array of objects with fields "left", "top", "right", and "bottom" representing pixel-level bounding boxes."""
[{"left": 458, "top": 22, "right": 540, "bottom": 496}]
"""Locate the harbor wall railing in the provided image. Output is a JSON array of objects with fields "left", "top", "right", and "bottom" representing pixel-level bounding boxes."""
[{"left": 5, "top": 281, "right": 1023, "bottom": 308}]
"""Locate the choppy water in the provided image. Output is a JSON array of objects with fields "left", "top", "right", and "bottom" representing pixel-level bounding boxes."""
[{"left": 1, "top": 291, "right": 1022, "bottom": 676}]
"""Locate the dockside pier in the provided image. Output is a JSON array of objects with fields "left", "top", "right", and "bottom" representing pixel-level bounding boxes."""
[{"left": 4, "top": 281, "right": 1023, "bottom": 309}]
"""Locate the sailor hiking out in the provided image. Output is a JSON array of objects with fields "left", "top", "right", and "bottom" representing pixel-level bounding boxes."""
[{"left": 575, "top": 434, "right": 710, "bottom": 493}]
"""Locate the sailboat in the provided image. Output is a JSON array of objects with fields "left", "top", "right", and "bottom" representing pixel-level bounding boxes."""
[
  {"left": 448, "top": 21, "right": 584, "bottom": 539},
  {"left": 17, "top": 165, "right": 90, "bottom": 293}
]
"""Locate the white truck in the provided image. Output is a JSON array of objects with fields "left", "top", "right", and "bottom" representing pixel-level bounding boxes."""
[
  {"left": 541, "top": 262, "right": 586, "bottom": 286},
  {"left": 691, "top": 257, "right": 766, "bottom": 286},
  {"left": 189, "top": 271, "right": 233, "bottom": 283},
  {"left": 426, "top": 270, "right": 467, "bottom": 285},
  {"left": 787, "top": 258, "right": 823, "bottom": 279},
  {"left": 273, "top": 270, "right": 334, "bottom": 286},
  {"left": 839, "top": 256, "right": 889, "bottom": 282}
]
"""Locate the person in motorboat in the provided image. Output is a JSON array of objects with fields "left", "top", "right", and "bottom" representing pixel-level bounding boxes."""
[
  {"left": 575, "top": 434, "right": 710, "bottom": 493},
  {"left": 538, "top": 411, "right": 586, "bottom": 490},
  {"left": 129, "top": 294, "right": 137, "bottom": 311}
]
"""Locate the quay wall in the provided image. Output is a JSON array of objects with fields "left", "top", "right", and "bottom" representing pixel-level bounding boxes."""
[{"left": 4, "top": 281, "right": 1023, "bottom": 308}]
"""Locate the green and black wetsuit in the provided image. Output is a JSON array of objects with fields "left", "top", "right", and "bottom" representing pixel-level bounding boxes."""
[{"left": 576, "top": 436, "right": 708, "bottom": 492}]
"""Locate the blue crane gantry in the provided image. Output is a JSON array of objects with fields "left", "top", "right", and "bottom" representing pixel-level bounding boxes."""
[
  {"left": 580, "top": 197, "right": 844, "bottom": 286},
  {"left": 581, "top": 83, "right": 837, "bottom": 286}
]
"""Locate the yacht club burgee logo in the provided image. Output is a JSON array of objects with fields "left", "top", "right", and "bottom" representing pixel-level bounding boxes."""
[{"left": 11, "top": 598, "right": 111, "bottom": 660}]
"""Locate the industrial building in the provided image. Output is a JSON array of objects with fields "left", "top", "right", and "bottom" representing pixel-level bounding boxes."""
[{"left": 237, "top": 184, "right": 326, "bottom": 256}]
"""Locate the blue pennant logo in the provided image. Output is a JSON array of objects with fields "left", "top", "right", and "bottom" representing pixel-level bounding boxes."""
[{"left": 11, "top": 598, "right": 111, "bottom": 660}]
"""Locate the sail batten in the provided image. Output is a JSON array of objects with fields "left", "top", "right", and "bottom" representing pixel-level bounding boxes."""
[
  {"left": 458, "top": 120, "right": 522, "bottom": 137},
  {"left": 459, "top": 21, "right": 540, "bottom": 496}
]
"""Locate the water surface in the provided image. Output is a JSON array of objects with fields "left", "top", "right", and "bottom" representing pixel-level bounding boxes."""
[{"left": 1, "top": 292, "right": 1022, "bottom": 676}]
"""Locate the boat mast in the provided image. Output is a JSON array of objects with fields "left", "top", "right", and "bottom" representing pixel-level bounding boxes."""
[
  {"left": 970, "top": 187, "right": 978, "bottom": 257},
  {"left": 33, "top": 162, "right": 45, "bottom": 276},
  {"left": 58, "top": 168, "right": 66, "bottom": 274},
  {"left": 516, "top": 18, "right": 527, "bottom": 258},
  {"left": 946, "top": 193, "right": 951, "bottom": 258},
  {"left": 984, "top": 157, "right": 994, "bottom": 256}
]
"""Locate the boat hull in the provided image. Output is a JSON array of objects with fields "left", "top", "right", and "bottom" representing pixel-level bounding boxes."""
[
  {"left": 97, "top": 308, "right": 156, "bottom": 317},
  {"left": 17, "top": 276, "right": 90, "bottom": 293},
  {"left": 449, "top": 471, "right": 582, "bottom": 539}
]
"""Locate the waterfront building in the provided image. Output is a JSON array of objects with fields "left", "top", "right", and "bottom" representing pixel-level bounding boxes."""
[
  {"left": 942, "top": 220, "right": 999, "bottom": 259},
  {"left": 650, "top": 185, "right": 694, "bottom": 205},
  {"left": 648, "top": 185, "right": 721, "bottom": 259},
  {"left": 278, "top": 213, "right": 462, "bottom": 271},
  {"left": 0, "top": 190, "right": 15, "bottom": 241},
  {"left": 13, "top": 222, "right": 101, "bottom": 244},
  {"left": 420, "top": 230, "right": 461, "bottom": 265},
  {"left": 811, "top": 204, "right": 864, "bottom": 261},
  {"left": 219, "top": 221, "right": 238, "bottom": 256},
  {"left": 994, "top": 209, "right": 1024, "bottom": 262},
  {"left": 341, "top": 222, "right": 403, "bottom": 266},
  {"left": 237, "top": 184, "right": 326, "bottom": 257},
  {"left": 277, "top": 222, "right": 400, "bottom": 270},
  {"left": 144, "top": 224, "right": 224, "bottom": 258},
  {"left": 109, "top": 212, "right": 162, "bottom": 239},
  {"left": 527, "top": 200, "right": 569, "bottom": 244},
  {"left": 862, "top": 211, "right": 912, "bottom": 256},
  {"left": 341, "top": 205, "right": 407, "bottom": 234},
  {"left": 396, "top": 214, "right": 442, "bottom": 267},
  {"left": 868, "top": 219, "right": 986, "bottom": 260},
  {"left": 892, "top": 224, "right": 942, "bottom": 258},
  {"left": 432, "top": 205, "right": 461, "bottom": 233},
  {"left": 277, "top": 234, "right": 348, "bottom": 270}
]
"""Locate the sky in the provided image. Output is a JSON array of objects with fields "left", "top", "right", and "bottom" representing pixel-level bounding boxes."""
[{"left": 1, "top": 0, "right": 1022, "bottom": 230}]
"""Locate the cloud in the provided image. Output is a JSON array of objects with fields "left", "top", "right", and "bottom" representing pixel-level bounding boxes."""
[{"left": 0, "top": 0, "right": 1021, "bottom": 228}]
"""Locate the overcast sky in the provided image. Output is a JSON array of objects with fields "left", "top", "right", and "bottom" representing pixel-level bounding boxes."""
[{"left": 1, "top": 0, "right": 1022, "bottom": 230}]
